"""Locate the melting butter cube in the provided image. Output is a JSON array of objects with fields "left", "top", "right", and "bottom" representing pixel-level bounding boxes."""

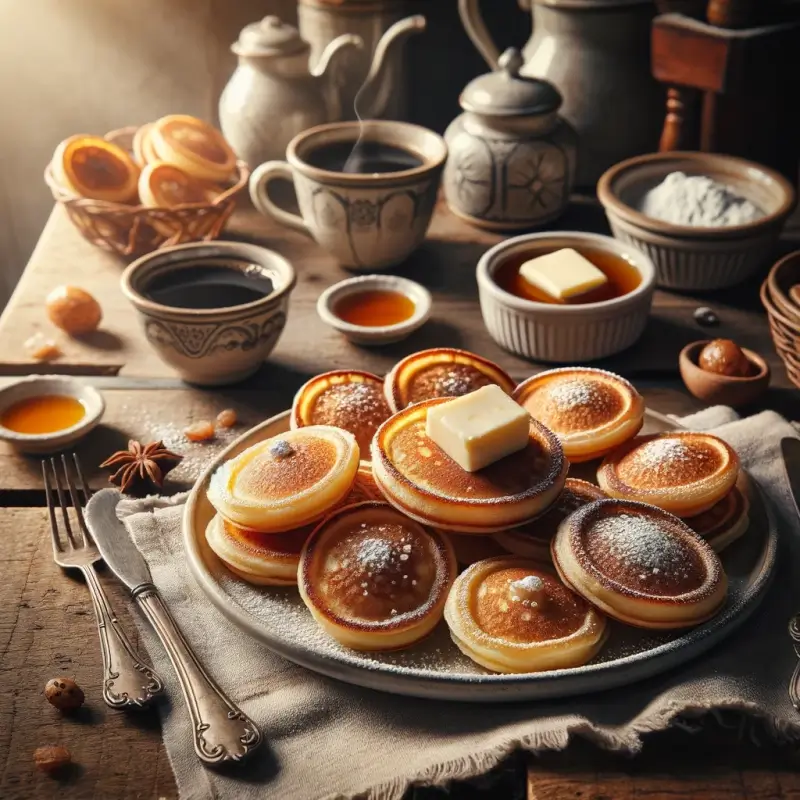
[
  {"left": 519, "top": 248, "right": 607, "bottom": 301},
  {"left": 425, "top": 385, "right": 530, "bottom": 472}
]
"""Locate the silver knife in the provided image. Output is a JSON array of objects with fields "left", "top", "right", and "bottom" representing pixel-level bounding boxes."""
[
  {"left": 780, "top": 437, "right": 800, "bottom": 710},
  {"left": 85, "top": 488, "right": 262, "bottom": 764}
]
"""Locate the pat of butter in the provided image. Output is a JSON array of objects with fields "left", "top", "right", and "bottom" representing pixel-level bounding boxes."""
[
  {"left": 425, "top": 385, "right": 530, "bottom": 472},
  {"left": 519, "top": 248, "right": 608, "bottom": 301}
]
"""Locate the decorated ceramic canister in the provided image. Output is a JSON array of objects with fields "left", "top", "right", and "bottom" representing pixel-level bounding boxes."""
[{"left": 443, "top": 48, "right": 577, "bottom": 231}]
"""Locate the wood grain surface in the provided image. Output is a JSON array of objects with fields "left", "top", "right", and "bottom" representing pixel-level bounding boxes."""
[{"left": 1, "top": 201, "right": 799, "bottom": 799}]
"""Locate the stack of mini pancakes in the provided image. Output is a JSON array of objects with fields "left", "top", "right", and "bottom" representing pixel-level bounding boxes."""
[{"left": 205, "top": 348, "right": 744, "bottom": 674}]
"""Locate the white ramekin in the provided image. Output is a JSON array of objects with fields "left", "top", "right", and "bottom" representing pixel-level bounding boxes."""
[
  {"left": 476, "top": 231, "right": 656, "bottom": 363},
  {"left": 316, "top": 274, "right": 432, "bottom": 345}
]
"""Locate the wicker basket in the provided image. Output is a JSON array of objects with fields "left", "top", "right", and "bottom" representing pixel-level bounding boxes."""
[
  {"left": 761, "top": 254, "right": 800, "bottom": 389},
  {"left": 45, "top": 126, "right": 249, "bottom": 258}
]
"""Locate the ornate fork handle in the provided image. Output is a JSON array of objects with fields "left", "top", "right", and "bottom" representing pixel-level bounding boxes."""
[
  {"left": 789, "top": 614, "right": 800, "bottom": 711},
  {"left": 132, "top": 584, "right": 261, "bottom": 764},
  {"left": 80, "top": 565, "right": 164, "bottom": 708}
]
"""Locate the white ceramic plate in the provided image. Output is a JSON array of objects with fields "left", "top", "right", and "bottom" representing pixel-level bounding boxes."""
[{"left": 183, "top": 409, "right": 777, "bottom": 702}]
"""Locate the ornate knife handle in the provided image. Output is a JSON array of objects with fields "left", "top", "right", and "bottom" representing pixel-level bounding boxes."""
[
  {"left": 789, "top": 614, "right": 800, "bottom": 711},
  {"left": 132, "top": 584, "right": 262, "bottom": 764},
  {"left": 81, "top": 565, "right": 164, "bottom": 708}
]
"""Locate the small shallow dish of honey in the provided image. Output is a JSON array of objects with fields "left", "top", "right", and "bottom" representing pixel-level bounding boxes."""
[
  {"left": 476, "top": 231, "right": 656, "bottom": 363},
  {"left": 316, "top": 274, "right": 432, "bottom": 345},
  {"left": 679, "top": 340, "right": 770, "bottom": 408},
  {"left": 0, "top": 377, "right": 105, "bottom": 454}
]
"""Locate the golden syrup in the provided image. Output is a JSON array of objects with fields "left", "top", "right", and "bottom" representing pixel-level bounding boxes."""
[
  {"left": 334, "top": 290, "right": 416, "bottom": 327},
  {"left": 0, "top": 395, "right": 86, "bottom": 434},
  {"left": 494, "top": 247, "right": 642, "bottom": 305}
]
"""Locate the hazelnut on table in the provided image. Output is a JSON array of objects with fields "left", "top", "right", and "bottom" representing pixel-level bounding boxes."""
[
  {"left": 34, "top": 745, "right": 71, "bottom": 775},
  {"left": 44, "top": 676, "right": 84, "bottom": 711}
]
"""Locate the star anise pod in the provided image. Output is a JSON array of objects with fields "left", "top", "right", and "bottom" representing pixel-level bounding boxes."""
[{"left": 100, "top": 440, "right": 183, "bottom": 494}]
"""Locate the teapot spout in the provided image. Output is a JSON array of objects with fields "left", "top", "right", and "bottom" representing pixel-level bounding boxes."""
[
  {"left": 356, "top": 14, "right": 426, "bottom": 120},
  {"left": 313, "top": 33, "right": 364, "bottom": 123}
]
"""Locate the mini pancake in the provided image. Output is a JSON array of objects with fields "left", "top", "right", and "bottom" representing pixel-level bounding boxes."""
[
  {"left": 597, "top": 432, "right": 739, "bottom": 517},
  {"left": 205, "top": 514, "right": 310, "bottom": 586},
  {"left": 384, "top": 348, "right": 516, "bottom": 412},
  {"left": 132, "top": 123, "right": 158, "bottom": 166},
  {"left": 51, "top": 134, "right": 140, "bottom": 203},
  {"left": 444, "top": 557, "right": 607, "bottom": 673},
  {"left": 371, "top": 398, "right": 567, "bottom": 533},
  {"left": 494, "top": 479, "right": 607, "bottom": 562},
  {"left": 513, "top": 368, "right": 644, "bottom": 463},
  {"left": 138, "top": 162, "right": 210, "bottom": 208},
  {"left": 552, "top": 499, "right": 727, "bottom": 629},
  {"left": 298, "top": 501, "right": 457, "bottom": 651},
  {"left": 207, "top": 425, "right": 359, "bottom": 533},
  {"left": 150, "top": 114, "right": 237, "bottom": 182},
  {"left": 686, "top": 483, "right": 750, "bottom": 553},
  {"left": 291, "top": 370, "right": 392, "bottom": 456},
  {"left": 447, "top": 533, "right": 509, "bottom": 566}
]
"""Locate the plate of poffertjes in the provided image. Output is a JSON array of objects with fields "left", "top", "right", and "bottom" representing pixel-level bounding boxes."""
[{"left": 184, "top": 348, "right": 778, "bottom": 702}]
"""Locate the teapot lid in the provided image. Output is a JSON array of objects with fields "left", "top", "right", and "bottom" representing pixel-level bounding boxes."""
[
  {"left": 232, "top": 16, "right": 308, "bottom": 57},
  {"left": 460, "top": 48, "right": 562, "bottom": 117}
]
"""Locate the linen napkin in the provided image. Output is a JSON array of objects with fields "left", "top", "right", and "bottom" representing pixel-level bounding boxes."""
[{"left": 117, "top": 408, "right": 800, "bottom": 800}]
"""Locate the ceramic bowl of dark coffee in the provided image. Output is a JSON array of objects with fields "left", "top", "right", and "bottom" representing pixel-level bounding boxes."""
[
  {"left": 249, "top": 120, "right": 448, "bottom": 270},
  {"left": 121, "top": 241, "right": 296, "bottom": 386}
]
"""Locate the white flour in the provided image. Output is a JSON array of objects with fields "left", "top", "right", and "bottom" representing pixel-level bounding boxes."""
[{"left": 640, "top": 171, "right": 763, "bottom": 227}]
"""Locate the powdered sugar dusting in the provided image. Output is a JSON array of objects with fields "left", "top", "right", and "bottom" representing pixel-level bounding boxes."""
[
  {"left": 630, "top": 438, "right": 698, "bottom": 469},
  {"left": 548, "top": 379, "right": 604, "bottom": 411},
  {"left": 592, "top": 514, "right": 686, "bottom": 574}
]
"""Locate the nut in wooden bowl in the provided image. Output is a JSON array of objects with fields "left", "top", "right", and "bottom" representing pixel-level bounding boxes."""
[
  {"left": 45, "top": 126, "right": 249, "bottom": 258},
  {"left": 679, "top": 340, "right": 770, "bottom": 407}
]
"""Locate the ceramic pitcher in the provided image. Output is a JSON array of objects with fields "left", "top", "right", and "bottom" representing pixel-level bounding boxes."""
[{"left": 459, "top": 0, "right": 663, "bottom": 186}]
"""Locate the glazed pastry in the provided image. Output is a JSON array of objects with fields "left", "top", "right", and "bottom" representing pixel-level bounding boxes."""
[
  {"left": 444, "top": 557, "right": 607, "bottom": 673},
  {"left": 291, "top": 370, "right": 392, "bottom": 456},
  {"left": 686, "top": 483, "right": 750, "bottom": 553},
  {"left": 447, "top": 534, "right": 509, "bottom": 566},
  {"left": 513, "top": 368, "right": 644, "bottom": 462},
  {"left": 371, "top": 398, "right": 567, "bottom": 533},
  {"left": 384, "top": 347, "right": 516, "bottom": 412},
  {"left": 150, "top": 114, "right": 237, "bottom": 182},
  {"left": 205, "top": 514, "right": 310, "bottom": 586},
  {"left": 298, "top": 502, "right": 457, "bottom": 651},
  {"left": 132, "top": 123, "right": 159, "bottom": 166},
  {"left": 51, "top": 134, "right": 140, "bottom": 203},
  {"left": 597, "top": 432, "right": 739, "bottom": 517},
  {"left": 207, "top": 426, "right": 359, "bottom": 532},
  {"left": 552, "top": 499, "right": 727, "bottom": 629},
  {"left": 494, "top": 479, "right": 607, "bottom": 561},
  {"left": 138, "top": 162, "right": 211, "bottom": 208}
]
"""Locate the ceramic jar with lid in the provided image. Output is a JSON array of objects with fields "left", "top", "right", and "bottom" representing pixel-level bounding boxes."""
[{"left": 443, "top": 48, "right": 577, "bottom": 231}]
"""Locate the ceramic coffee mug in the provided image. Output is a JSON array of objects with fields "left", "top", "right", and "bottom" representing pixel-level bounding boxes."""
[{"left": 249, "top": 120, "right": 447, "bottom": 270}]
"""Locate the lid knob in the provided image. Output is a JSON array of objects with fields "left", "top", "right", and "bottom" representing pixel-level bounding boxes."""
[
  {"left": 498, "top": 48, "right": 524, "bottom": 79},
  {"left": 261, "top": 15, "right": 282, "bottom": 30}
]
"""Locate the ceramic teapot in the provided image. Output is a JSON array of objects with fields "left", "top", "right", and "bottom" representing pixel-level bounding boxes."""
[
  {"left": 443, "top": 48, "right": 576, "bottom": 230},
  {"left": 219, "top": 16, "right": 362, "bottom": 169},
  {"left": 458, "top": 0, "right": 662, "bottom": 186}
]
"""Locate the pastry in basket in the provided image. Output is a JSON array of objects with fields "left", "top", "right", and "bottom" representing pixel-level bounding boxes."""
[
  {"left": 597, "top": 431, "right": 739, "bottom": 517},
  {"left": 138, "top": 162, "right": 213, "bottom": 208},
  {"left": 685, "top": 481, "right": 750, "bottom": 553},
  {"left": 371, "top": 395, "right": 567, "bottom": 533},
  {"left": 552, "top": 499, "right": 728, "bottom": 629},
  {"left": 150, "top": 114, "right": 237, "bottom": 182},
  {"left": 206, "top": 464, "right": 381, "bottom": 586},
  {"left": 384, "top": 347, "right": 516, "bottom": 412},
  {"left": 494, "top": 479, "right": 607, "bottom": 562},
  {"left": 132, "top": 122, "right": 159, "bottom": 166},
  {"left": 444, "top": 557, "right": 608, "bottom": 673},
  {"left": 207, "top": 426, "right": 359, "bottom": 533},
  {"left": 291, "top": 370, "right": 392, "bottom": 456},
  {"left": 51, "top": 134, "right": 140, "bottom": 203},
  {"left": 298, "top": 501, "right": 457, "bottom": 650},
  {"left": 513, "top": 368, "right": 644, "bottom": 463},
  {"left": 447, "top": 534, "right": 508, "bottom": 566}
]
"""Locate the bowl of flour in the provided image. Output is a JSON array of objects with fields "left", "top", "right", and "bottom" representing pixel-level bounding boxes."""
[{"left": 597, "top": 152, "right": 795, "bottom": 290}]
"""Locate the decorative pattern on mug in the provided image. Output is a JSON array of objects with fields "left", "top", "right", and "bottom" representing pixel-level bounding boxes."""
[{"left": 144, "top": 311, "right": 287, "bottom": 358}]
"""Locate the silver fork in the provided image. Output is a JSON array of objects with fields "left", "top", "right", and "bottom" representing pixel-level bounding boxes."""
[{"left": 43, "top": 454, "right": 164, "bottom": 708}]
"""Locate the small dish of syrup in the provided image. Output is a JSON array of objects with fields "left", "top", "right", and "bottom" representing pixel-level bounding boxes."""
[
  {"left": 493, "top": 246, "right": 642, "bottom": 305},
  {"left": 0, "top": 377, "right": 105, "bottom": 453},
  {"left": 317, "top": 275, "right": 432, "bottom": 346}
]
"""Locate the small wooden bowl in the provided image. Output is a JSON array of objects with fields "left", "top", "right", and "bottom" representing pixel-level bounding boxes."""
[{"left": 679, "top": 341, "right": 770, "bottom": 408}]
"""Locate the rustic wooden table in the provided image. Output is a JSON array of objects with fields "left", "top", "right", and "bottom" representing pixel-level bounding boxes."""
[{"left": 1, "top": 201, "right": 799, "bottom": 800}]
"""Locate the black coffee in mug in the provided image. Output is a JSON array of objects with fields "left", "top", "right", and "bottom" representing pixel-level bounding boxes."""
[{"left": 306, "top": 140, "right": 423, "bottom": 175}]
